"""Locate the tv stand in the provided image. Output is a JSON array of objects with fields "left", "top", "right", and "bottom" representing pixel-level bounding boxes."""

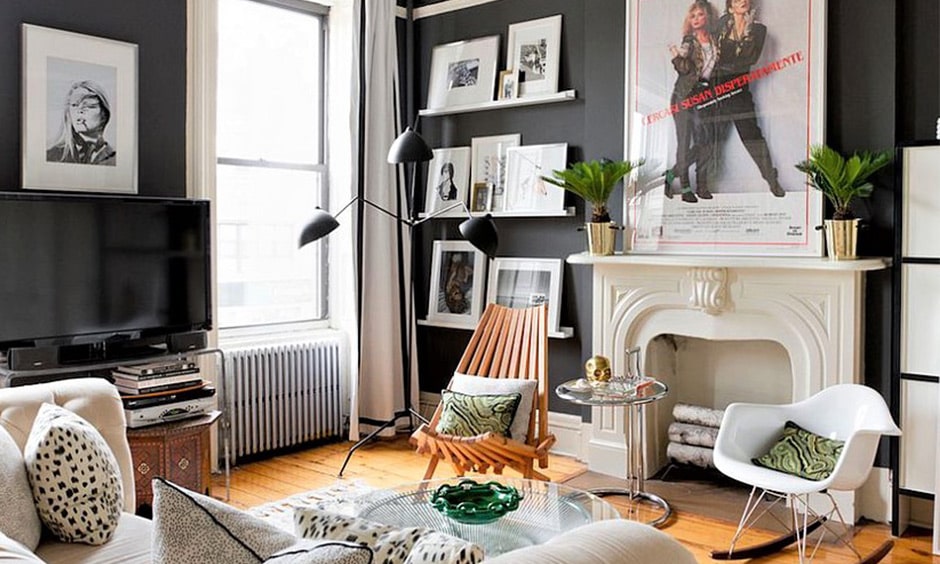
[{"left": 0, "top": 347, "right": 232, "bottom": 502}]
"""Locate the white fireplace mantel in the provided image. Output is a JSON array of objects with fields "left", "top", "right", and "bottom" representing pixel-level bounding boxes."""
[{"left": 567, "top": 252, "right": 891, "bottom": 523}]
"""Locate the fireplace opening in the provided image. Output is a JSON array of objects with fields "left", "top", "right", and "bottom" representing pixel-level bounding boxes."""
[{"left": 643, "top": 334, "right": 793, "bottom": 478}]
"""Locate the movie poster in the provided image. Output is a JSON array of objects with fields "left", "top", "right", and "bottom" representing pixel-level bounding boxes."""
[{"left": 624, "top": 0, "right": 824, "bottom": 256}]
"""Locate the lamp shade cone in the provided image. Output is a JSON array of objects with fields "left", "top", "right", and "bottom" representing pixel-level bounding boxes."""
[
  {"left": 387, "top": 126, "right": 434, "bottom": 164},
  {"left": 460, "top": 214, "right": 499, "bottom": 258},
  {"left": 298, "top": 208, "right": 340, "bottom": 248}
]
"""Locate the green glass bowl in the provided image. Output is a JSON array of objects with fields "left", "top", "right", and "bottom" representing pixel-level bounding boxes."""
[{"left": 430, "top": 479, "right": 523, "bottom": 525}]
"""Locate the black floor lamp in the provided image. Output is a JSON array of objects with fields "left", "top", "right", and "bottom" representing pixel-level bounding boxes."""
[{"left": 298, "top": 125, "right": 498, "bottom": 477}]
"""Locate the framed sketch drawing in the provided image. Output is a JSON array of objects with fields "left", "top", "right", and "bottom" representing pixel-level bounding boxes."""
[
  {"left": 427, "top": 241, "right": 487, "bottom": 328},
  {"left": 425, "top": 147, "right": 471, "bottom": 216},
  {"left": 470, "top": 133, "right": 521, "bottom": 212},
  {"left": 623, "top": 0, "right": 825, "bottom": 256},
  {"left": 503, "top": 143, "right": 567, "bottom": 214},
  {"left": 22, "top": 24, "right": 138, "bottom": 193},
  {"left": 506, "top": 15, "right": 562, "bottom": 97},
  {"left": 427, "top": 35, "right": 500, "bottom": 109},
  {"left": 487, "top": 257, "right": 563, "bottom": 333}
]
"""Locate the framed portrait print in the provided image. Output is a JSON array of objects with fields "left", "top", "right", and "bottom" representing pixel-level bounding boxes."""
[
  {"left": 22, "top": 24, "right": 138, "bottom": 193},
  {"left": 427, "top": 35, "right": 500, "bottom": 110},
  {"left": 504, "top": 143, "right": 567, "bottom": 214},
  {"left": 498, "top": 69, "right": 518, "bottom": 100},
  {"left": 425, "top": 147, "right": 471, "bottom": 216},
  {"left": 506, "top": 15, "right": 562, "bottom": 97},
  {"left": 623, "top": 0, "right": 825, "bottom": 256},
  {"left": 427, "top": 241, "right": 487, "bottom": 328},
  {"left": 470, "top": 182, "right": 492, "bottom": 212},
  {"left": 487, "top": 257, "right": 563, "bottom": 334},
  {"left": 470, "top": 133, "right": 521, "bottom": 212}
]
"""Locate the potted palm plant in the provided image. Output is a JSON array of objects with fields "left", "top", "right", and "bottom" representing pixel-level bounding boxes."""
[
  {"left": 795, "top": 145, "right": 892, "bottom": 260},
  {"left": 543, "top": 158, "right": 643, "bottom": 255}
]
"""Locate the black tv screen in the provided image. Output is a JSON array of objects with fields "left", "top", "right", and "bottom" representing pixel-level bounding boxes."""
[{"left": 0, "top": 192, "right": 211, "bottom": 350}]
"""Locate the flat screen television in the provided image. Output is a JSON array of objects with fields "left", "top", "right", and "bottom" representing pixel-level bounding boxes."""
[{"left": 0, "top": 192, "right": 211, "bottom": 359}]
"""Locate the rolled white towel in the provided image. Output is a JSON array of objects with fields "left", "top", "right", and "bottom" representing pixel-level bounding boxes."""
[
  {"left": 672, "top": 403, "right": 724, "bottom": 428},
  {"left": 667, "top": 441, "right": 715, "bottom": 468},
  {"left": 668, "top": 422, "right": 719, "bottom": 448}
]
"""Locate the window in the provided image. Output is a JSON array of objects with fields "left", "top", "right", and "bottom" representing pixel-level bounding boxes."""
[{"left": 216, "top": 0, "right": 328, "bottom": 331}]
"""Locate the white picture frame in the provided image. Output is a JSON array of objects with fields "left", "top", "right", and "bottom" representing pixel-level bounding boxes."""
[
  {"left": 425, "top": 147, "right": 471, "bottom": 216},
  {"left": 426, "top": 35, "right": 500, "bottom": 110},
  {"left": 470, "top": 133, "right": 521, "bottom": 213},
  {"left": 503, "top": 143, "right": 568, "bottom": 214},
  {"left": 506, "top": 15, "right": 562, "bottom": 97},
  {"left": 487, "top": 257, "right": 563, "bottom": 333},
  {"left": 623, "top": 0, "right": 825, "bottom": 256},
  {"left": 22, "top": 24, "right": 138, "bottom": 193},
  {"left": 427, "top": 240, "right": 487, "bottom": 328}
]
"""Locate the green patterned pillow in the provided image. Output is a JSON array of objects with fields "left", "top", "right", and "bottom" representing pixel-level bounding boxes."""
[
  {"left": 752, "top": 420, "right": 845, "bottom": 481},
  {"left": 435, "top": 390, "right": 521, "bottom": 438}
]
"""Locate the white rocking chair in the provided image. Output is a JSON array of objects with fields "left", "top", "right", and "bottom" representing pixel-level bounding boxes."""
[{"left": 711, "top": 384, "right": 901, "bottom": 564}]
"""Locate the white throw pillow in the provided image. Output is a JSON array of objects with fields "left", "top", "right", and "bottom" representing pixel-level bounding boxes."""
[
  {"left": 449, "top": 373, "right": 537, "bottom": 442},
  {"left": 152, "top": 478, "right": 372, "bottom": 564},
  {"left": 24, "top": 403, "right": 123, "bottom": 545},
  {"left": 0, "top": 425, "right": 42, "bottom": 551}
]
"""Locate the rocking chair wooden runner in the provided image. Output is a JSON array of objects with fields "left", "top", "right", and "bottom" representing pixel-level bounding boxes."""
[{"left": 411, "top": 303, "right": 556, "bottom": 480}]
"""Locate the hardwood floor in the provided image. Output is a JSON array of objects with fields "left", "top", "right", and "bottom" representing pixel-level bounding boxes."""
[{"left": 210, "top": 436, "right": 938, "bottom": 563}]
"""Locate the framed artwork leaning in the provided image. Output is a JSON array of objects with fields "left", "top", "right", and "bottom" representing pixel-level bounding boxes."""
[
  {"left": 470, "top": 133, "right": 521, "bottom": 212},
  {"left": 506, "top": 15, "right": 562, "bottom": 97},
  {"left": 486, "top": 257, "right": 563, "bottom": 334},
  {"left": 426, "top": 35, "right": 500, "bottom": 110},
  {"left": 503, "top": 143, "right": 567, "bottom": 214},
  {"left": 425, "top": 147, "right": 471, "bottom": 217},
  {"left": 427, "top": 241, "right": 487, "bottom": 328},
  {"left": 21, "top": 24, "right": 138, "bottom": 193},
  {"left": 623, "top": 0, "right": 825, "bottom": 256}
]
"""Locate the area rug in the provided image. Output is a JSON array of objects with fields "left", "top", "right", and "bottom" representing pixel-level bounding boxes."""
[{"left": 247, "top": 480, "right": 377, "bottom": 532}]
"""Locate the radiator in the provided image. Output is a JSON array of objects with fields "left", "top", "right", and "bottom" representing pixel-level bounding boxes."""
[{"left": 225, "top": 335, "right": 347, "bottom": 462}]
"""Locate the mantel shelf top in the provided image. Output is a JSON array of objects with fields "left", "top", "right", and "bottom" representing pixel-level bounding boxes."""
[{"left": 566, "top": 252, "right": 891, "bottom": 272}]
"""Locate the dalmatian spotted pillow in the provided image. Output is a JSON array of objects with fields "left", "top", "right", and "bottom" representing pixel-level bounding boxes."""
[
  {"left": 24, "top": 403, "right": 123, "bottom": 545},
  {"left": 295, "top": 507, "right": 483, "bottom": 564}
]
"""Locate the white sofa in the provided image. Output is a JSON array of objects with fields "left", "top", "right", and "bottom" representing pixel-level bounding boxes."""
[{"left": 0, "top": 378, "right": 695, "bottom": 563}]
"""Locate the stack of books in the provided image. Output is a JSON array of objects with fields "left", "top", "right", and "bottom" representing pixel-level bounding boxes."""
[{"left": 111, "top": 361, "right": 216, "bottom": 428}]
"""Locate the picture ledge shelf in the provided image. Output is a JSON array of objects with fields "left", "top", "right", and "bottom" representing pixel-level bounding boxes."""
[
  {"left": 419, "top": 206, "right": 575, "bottom": 219},
  {"left": 417, "top": 319, "right": 574, "bottom": 339},
  {"left": 418, "top": 89, "right": 577, "bottom": 117}
]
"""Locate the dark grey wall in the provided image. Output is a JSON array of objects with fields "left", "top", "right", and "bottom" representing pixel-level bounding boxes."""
[
  {"left": 0, "top": 0, "right": 188, "bottom": 197},
  {"left": 407, "top": 0, "right": 940, "bottom": 431}
]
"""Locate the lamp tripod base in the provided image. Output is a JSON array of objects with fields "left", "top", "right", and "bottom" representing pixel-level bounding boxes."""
[{"left": 337, "top": 408, "right": 428, "bottom": 477}]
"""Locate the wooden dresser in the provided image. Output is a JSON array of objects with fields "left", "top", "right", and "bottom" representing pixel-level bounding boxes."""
[{"left": 127, "top": 411, "right": 221, "bottom": 516}]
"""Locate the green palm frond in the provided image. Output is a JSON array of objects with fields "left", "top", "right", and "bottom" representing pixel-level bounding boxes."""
[
  {"left": 542, "top": 159, "right": 644, "bottom": 222},
  {"left": 795, "top": 144, "right": 892, "bottom": 219}
]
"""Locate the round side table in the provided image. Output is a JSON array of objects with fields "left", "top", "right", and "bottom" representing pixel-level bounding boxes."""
[{"left": 555, "top": 378, "right": 672, "bottom": 527}]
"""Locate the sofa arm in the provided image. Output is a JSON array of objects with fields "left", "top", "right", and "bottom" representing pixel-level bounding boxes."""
[{"left": 483, "top": 519, "right": 696, "bottom": 564}]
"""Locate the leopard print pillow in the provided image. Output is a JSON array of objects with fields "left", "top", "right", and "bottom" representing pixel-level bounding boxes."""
[{"left": 24, "top": 403, "right": 123, "bottom": 545}]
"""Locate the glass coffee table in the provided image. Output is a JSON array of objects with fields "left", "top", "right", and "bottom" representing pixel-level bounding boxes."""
[{"left": 354, "top": 477, "right": 620, "bottom": 557}]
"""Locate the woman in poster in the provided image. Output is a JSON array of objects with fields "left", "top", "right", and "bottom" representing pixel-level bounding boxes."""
[
  {"left": 714, "top": 0, "right": 785, "bottom": 197},
  {"left": 665, "top": 0, "right": 719, "bottom": 204},
  {"left": 46, "top": 80, "right": 116, "bottom": 166}
]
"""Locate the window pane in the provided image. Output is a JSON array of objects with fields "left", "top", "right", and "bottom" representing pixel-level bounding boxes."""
[
  {"left": 216, "top": 164, "right": 325, "bottom": 327},
  {"left": 217, "top": 0, "right": 323, "bottom": 163}
]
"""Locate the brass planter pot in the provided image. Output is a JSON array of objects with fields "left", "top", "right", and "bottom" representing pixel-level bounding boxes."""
[
  {"left": 823, "top": 218, "right": 859, "bottom": 260},
  {"left": 586, "top": 222, "right": 618, "bottom": 256}
]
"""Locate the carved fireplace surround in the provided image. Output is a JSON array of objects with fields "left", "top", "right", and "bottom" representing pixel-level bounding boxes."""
[{"left": 567, "top": 253, "right": 890, "bottom": 522}]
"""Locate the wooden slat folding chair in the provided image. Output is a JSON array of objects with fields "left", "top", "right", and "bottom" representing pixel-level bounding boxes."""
[{"left": 411, "top": 303, "right": 556, "bottom": 480}]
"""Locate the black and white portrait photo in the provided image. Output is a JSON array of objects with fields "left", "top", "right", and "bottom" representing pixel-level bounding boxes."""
[
  {"left": 46, "top": 58, "right": 117, "bottom": 166},
  {"left": 425, "top": 147, "right": 470, "bottom": 216},
  {"left": 437, "top": 250, "right": 476, "bottom": 315},
  {"left": 22, "top": 24, "right": 138, "bottom": 193},
  {"left": 426, "top": 241, "right": 487, "bottom": 328},
  {"left": 447, "top": 58, "right": 479, "bottom": 89}
]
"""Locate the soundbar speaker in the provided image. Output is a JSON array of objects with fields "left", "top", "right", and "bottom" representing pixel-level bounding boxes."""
[
  {"left": 166, "top": 331, "right": 207, "bottom": 353},
  {"left": 7, "top": 346, "right": 59, "bottom": 370}
]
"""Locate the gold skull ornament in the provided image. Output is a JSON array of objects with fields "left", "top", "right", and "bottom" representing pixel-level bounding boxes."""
[{"left": 585, "top": 355, "right": 612, "bottom": 382}]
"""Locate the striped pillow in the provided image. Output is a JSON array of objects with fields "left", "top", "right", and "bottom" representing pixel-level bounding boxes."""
[
  {"left": 435, "top": 390, "right": 521, "bottom": 438},
  {"left": 752, "top": 420, "right": 844, "bottom": 481}
]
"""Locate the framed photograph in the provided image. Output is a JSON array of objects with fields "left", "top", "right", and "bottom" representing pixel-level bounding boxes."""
[
  {"left": 470, "top": 182, "right": 492, "bottom": 212},
  {"left": 427, "top": 241, "right": 487, "bottom": 328},
  {"left": 425, "top": 147, "right": 471, "bottom": 216},
  {"left": 21, "top": 24, "right": 138, "bottom": 193},
  {"left": 487, "top": 257, "right": 563, "bottom": 334},
  {"left": 506, "top": 15, "right": 562, "bottom": 97},
  {"left": 470, "top": 133, "right": 521, "bottom": 212},
  {"left": 427, "top": 35, "right": 500, "bottom": 110},
  {"left": 498, "top": 69, "right": 518, "bottom": 100},
  {"left": 623, "top": 0, "right": 825, "bottom": 256},
  {"left": 503, "top": 143, "right": 568, "bottom": 214}
]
